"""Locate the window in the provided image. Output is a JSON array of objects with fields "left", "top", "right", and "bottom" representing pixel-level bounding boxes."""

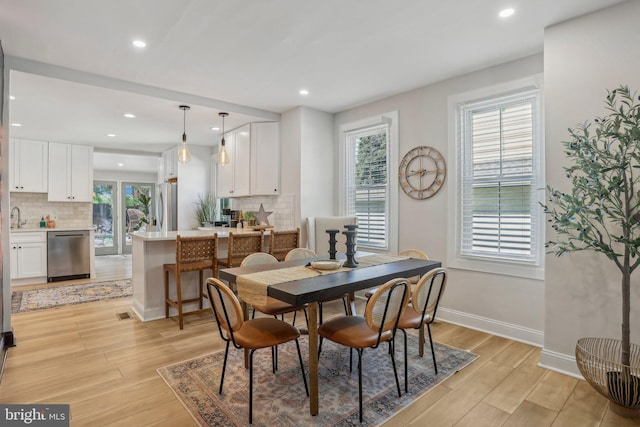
[
  {"left": 340, "top": 112, "right": 398, "bottom": 252},
  {"left": 449, "top": 79, "right": 544, "bottom": 279}
]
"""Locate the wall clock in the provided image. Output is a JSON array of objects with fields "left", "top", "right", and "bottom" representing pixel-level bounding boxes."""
[{"left": 398, "top": 146, "right": 446, "bottom": 199}]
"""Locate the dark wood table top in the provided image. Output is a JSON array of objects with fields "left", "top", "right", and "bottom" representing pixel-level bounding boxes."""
[{"left": 218, "top": 256, "right": 441, "bottom": 306}]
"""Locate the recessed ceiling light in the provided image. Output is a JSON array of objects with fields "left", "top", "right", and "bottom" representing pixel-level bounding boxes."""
[
  {"left": 299, "top": 89, "right": 309, "bottom": 96},
  {"left": 9, "top": 95, "right": 15, "bottom": 100},
  {"left": 132, "top": 40, "right": 146, "bottom": 48},
  {"left": 106, "top": 133, "right": 116, "bottom": 137},
  {"left": 117, "top": 163, "right": 124, "bottom": 167},
  {"left": 210, "top": 126, "right": 220, "bottom": 131},
  {"left": 499, "top": 8, "right": 515, "bottom": 18},
  {"left": 11, "top": 123, "right": 22, "bottom": 127},
  {"left": 123, "top": 113, "right": 136, "bottom": 119}
]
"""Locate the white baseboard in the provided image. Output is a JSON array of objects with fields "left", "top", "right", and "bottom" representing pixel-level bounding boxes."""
[
  {"left": 538, "top": 348, "right": 583, "bottom": 379},
  {"left": 437, "top": 307, "right": 544, "bottom": 347}
]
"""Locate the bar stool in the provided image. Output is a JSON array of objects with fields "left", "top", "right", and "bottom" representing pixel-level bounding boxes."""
[
  {"left": 268, "top": 228, "right": 300, "bottom": 261},
  {"left": 217, "top": 231, "right": 264, "bottom": 269},
  {"left": 164, "top": 234, "right": 218, "bottom": 330}
]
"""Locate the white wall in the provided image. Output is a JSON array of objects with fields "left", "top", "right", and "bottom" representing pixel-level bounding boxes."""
[
  {"left": 177, "top": 145, "right": 212, "bottom": 230},
  {"left": 334, "top": 54, "right": 545, "bottom": 344},
  {"left": 542, "top": 0, "right": 640, "bottom": 376},
  {"left": 94, "top": 170, "right": 157, "bottom": 183}
]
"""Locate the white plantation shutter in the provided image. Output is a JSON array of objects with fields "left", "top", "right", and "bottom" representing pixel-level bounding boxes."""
[
  {"left": 345, "top": 124, "right": 389, "bottom": 249},
  {"left": 457, "top": 88, "right": 541, "bottom": 263}
]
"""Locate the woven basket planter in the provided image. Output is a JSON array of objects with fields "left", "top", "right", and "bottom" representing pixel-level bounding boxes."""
[{"left": 576, "top": 337, "right": 640, "bottom": 418}]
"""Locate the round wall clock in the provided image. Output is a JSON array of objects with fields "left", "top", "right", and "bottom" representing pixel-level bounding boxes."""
[{"left": 398, "top": 146, "right": 446, "bottom": 199}]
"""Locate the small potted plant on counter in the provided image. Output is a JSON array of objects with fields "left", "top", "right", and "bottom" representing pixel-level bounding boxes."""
[
  {"left": 194, "top": 193, "right": 217, "bottom": 227},
  {"left": 243, "top": 211, "right": 256, "bottom": 227}
]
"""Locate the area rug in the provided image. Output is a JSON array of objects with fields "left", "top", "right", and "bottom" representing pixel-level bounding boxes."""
[
  {"left": 158, "top": 333, "right": 477, "bottom": 426},
  {"left": 11, "top": 279, "right": 132, "bottom": 314}
]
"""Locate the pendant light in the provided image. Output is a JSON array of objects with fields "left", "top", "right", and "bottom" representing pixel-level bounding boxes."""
[
  {"left": 217, "top": 112, "right": 230, "bottom": 165},
  {"left": 178, "top": 105, "right": 191, "bottom": 164}
]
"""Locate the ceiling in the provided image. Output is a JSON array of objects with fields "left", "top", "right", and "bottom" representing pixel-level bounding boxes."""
[{"left": 0, "top": 0, "right": 626, "bottom": 169}]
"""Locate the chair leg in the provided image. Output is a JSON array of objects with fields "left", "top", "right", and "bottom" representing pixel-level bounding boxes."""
[
  {"left": 357, "top": 348, "right": 364, "bottom": 423},
  {"left": 427, "top": 324, "right": 437, "bottom": 374},
  {"left": 303, "top": 308, "right": 308, "bottom": 328},
  {"left": 389, "top": 339, "right": 402, "bottom": 398},
  {"left": 401, "top": 329, "right": 408, "bottom": 393},
  {"left": 249, "top": 349, "right": 256, "bottom": 424},
  {"left": 419, "top": 324, "right": 425, "bottom": 357},
  {"left": 342, "top": 297, "right": 349, "bottom": 315},
  {"left": 292, "top": 310, "right": 297, "bottom": 326},
  {"left": 271, "top": 346, "right": 276, "bottom": 373},
  {"left": 219, "top": 341, "right": 230, "bottom": 394},
  {"left": 295, "top": 339, "right": 309, "bottom": 396},
  {"left": 349, "top": 347, "right": 353, "bottom": 372},
  {"left": 319, "top": 302, "right": 323, "bottom": 325}
]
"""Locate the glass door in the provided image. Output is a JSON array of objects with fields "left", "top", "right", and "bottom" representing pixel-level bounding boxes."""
[
  {"left": 93, "top": 181, "right": 118, "bottom": 256},
  {"left": 122, "top": 182, "right": 155, "bottom": 254}
]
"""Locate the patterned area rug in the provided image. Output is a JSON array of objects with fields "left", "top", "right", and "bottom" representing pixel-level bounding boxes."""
[
  {"left": 158, "top": 333, "right": 477, "bottom": 426},
  {"left": 11, "top": 279, "right": 132, "bottom": 314}
]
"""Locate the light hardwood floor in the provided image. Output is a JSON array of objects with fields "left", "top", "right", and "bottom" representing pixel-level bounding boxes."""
[{"left": 3, "top": 256, "right": 639, "bottom": 426}]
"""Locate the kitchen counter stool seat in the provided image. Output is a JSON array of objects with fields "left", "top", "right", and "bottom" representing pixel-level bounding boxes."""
[
  {"left": 268, "top": 228, "right": 300, "bottom": 261},
  {"left": 164, "top": 234, "right": 218, "bottom": 330}
]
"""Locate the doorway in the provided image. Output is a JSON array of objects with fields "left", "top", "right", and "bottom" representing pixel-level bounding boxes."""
[
  {"left": 93, "top": 181, "right": 118, "bottom": 256},
  {"left": 122, "top": 182, "right": 155, "bottom": 254}
]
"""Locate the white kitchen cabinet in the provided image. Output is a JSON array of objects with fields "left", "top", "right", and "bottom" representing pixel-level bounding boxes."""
[
  {"left": 10, "top": 232, "right": 47, "bottom": 280},
  {"left": 48, "top": 142, "right": 94, "bottom": 202},
  {"left": 217, "top": 122, "right": 279, "bottom": 197},
  {"left": 10, "top": 138, "right": 48, "bottom": 193},
  {"left": 251, "top": 122, "right": 280, "bottom": 195},
  {"left": 163, "top": 148, "right": 178, "bottom": 180}
]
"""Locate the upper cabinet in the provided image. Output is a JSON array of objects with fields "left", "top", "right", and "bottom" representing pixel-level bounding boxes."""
[
  {"left": 10, "top": 138, "right": 48, "bottom": 193},
  {"left": 217, "top": 122, "right": 280, "bottom": 198},
  {"left": 48, "top": 142, "right": 94, "bottom": 202}
]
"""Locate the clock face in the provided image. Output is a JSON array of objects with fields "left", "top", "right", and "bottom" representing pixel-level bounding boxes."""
[{"left": 398, "top": 146, "right": 446, "bottom": 199}]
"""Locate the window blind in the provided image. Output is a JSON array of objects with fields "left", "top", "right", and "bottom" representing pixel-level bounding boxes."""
[
  {"left": 345, "top": 124, "right": 389, "bottom": 249},
  {"left": 458, "top": 89, "right": 540, "bottom": 263}
]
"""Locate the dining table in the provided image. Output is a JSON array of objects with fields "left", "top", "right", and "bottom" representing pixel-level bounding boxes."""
[{"left": 218, "top": 253, "right": 442, "bottom": 416}]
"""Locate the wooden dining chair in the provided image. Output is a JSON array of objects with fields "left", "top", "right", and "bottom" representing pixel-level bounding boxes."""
[
  {"left": 242, "top": 253, "right": 309, "bottom": 328},
  {"left": 318, "top": 278, "right": 410, "bottom": 423},
  {"left": 268, "top": 228, "right": 300, "bottom": 261},
  {"left": 284, "top": 247, "right": 317, "bottom": 261},
  {"left": 398, "top": 267, "right": 447, "bottom": 392},
  {"left": 364, "top": 248, "right": 429, "bottom": 300},
  {"left": 206, "top": 278, "right": 308, "bottom": 424},
  {"left": 164, "top": 234, "right": 218, "bottom": 330},
  {"left": 217, "top": 231, "right": 263, "bottom": 270}
]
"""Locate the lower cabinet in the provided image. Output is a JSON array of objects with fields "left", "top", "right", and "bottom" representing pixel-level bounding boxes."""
[{"left": 10, "top": 232, "right": 47, "bottom": 280}]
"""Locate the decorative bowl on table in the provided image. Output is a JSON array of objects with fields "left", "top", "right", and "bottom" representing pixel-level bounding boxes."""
[{"left": 310, "top": 260, "right": 342, "bottom": 270}]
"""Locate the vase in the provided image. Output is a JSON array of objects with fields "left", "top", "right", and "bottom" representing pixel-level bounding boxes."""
[{"left": 576, "top": 337, "right": 640, "bottom": 418}]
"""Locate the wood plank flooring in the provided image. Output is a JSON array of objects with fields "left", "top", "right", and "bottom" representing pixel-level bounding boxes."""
[{"left": 3, "top": 255, "right": 639, "bottom": 426}]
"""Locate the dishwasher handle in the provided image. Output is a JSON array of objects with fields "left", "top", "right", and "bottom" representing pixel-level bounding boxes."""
[{"left": 48, "top": 231, "right": 90, "bottom": 238}]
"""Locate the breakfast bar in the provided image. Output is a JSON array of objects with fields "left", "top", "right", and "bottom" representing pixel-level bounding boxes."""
[{"left": 130, "top": 227, "right": 271, "bottom": 321}]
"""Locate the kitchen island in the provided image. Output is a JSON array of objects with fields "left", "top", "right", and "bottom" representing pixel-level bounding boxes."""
[{"left": 131, "top": 227, "right": 271, "bottom": 322}]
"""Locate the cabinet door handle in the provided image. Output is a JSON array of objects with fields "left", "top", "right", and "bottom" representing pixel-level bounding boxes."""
[{"left": 18, "top": 246, "right": 22, "bottom": 249}]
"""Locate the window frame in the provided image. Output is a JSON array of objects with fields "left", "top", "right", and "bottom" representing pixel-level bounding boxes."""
[
  {"left": 447, "top": 76, "right": 545, "bottom": 280},
  {"left": 339, "top": 111, "right": 399, "bottom": 254}
]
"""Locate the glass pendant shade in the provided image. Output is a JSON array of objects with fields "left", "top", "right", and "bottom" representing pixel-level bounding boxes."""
[
  {"left": 217, "top": 112, "right": 230, "bottom": 165},
  {"left": 178, "top": 105, "right": 191, "bottom": 164}
]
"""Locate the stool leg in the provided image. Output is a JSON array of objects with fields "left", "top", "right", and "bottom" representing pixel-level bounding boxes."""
[
  {"left": 199, "top": 270, "right": 204, "bottom": 309},
  {"left": 176, "top": 272, "right": 184, "bottom": 330},
  {"left": 164, "top": 269, "right": 170, "bottom": 319}
]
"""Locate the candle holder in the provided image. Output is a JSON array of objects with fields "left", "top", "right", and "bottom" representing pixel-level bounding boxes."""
[
  {"left": 342, "top": 230, "right": 358, "bottom": 268},
  {"left": 344, "top": 224, "right": 359, "bottom": 264},
  {"left": 325, "top": 229, "right": 340, "bottom": 260}
]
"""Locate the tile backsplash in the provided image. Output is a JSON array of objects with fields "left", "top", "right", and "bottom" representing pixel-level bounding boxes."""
[
  {"left": 231, "top": 194, "right": 296, "bottom": 230},
  {"left": 10, "top": 193, "right": 92, "bottom": 229}
]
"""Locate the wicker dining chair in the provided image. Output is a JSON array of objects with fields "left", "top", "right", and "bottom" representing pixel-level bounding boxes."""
[
  {"left": 268, "top": 228, "right": 300, "bottom": 261},
  {"left": 318, "top": 278, "right": 410, "bottom": 423},
  {"left": 206, "top": 278, "right": 309, "bottom": 424},
  {"left": 164, "top": 234, "right": 218, "bottom": 329},
  {"left": 398, "top": 267, "right": 447, "bottom": 392},
  {"left": 217, "top": 231, "right": 264, "bottom": 269}
]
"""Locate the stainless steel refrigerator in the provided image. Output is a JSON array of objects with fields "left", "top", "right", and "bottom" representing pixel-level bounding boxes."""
[{"left": 158, "top": 179, "right": 178, "bottom": 231}]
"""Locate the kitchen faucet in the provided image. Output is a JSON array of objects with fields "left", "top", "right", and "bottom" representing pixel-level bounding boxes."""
[{"left": 10, "top": 206, "right": 26, "bottom": 229}]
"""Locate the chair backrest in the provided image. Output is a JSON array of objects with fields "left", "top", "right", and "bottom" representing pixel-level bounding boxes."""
[
  {"left": 206, "top": 278, "right": 243, "bottom": 344},
  {"left": 364, "top": 278, "right": 410, "bottom": 338},
  {"left": 241, "top": 252, "right": 279, "bottom": 267},
  {"left": 398, "top": 248, "right": 429, "bottom": 260},
  {"left": 127, "top": 208, "right": 146, "bottom": 233},
  {"left": 306, "top": 216, "right": 357, "bottom": 257},
  {"left": 284, "top": 248, "right": 317, "bottom": 262},
  {"left": 226, "top": 231, "right": 264, "bottom": 267},
  {"left": 176, "top": 234, "right": 218, "bottom": 275},
  {"left": 412, "top": 268, "right": 447, "bottom": 322},
  {"left": 269, "top": 228, "right": 300, "bottom": 261}
]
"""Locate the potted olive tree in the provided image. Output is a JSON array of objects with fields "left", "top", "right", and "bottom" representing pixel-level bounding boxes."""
[{"left": 543, "top": 86, "right": 640, "bottom": 418}]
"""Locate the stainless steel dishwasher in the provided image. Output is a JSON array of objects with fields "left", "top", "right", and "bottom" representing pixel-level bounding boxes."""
[{"left": 47, "top": 230, "right": 90, "bottom": 282}]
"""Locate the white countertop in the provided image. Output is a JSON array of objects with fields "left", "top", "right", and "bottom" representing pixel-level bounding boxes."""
[
  {"left": 10, "top": 226, "right": 95, "bottom": 233},
  {"left": 132, "top": 226, "right": 270, "bottom": 241}
]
